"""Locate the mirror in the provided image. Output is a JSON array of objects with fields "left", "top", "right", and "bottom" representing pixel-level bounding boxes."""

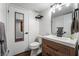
[
  {"left": 15, "top": 12, "right": 24, "bottom": 42},
  {"left": 51, "top": 3, "right": 76, "bottom": 37}
]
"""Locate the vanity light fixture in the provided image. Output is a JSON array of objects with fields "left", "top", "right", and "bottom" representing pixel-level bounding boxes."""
[{"left": 50, "top": 3, "right": 71, "bottom": 13}]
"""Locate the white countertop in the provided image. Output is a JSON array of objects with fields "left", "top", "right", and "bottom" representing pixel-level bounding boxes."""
[{"left": 40, "top": 35, "right": 78, "bottom": 48}]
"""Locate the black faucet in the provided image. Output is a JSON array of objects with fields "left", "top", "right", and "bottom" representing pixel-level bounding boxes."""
[{"left": 57, "top": 27, "right": 66, "bottom": 37}]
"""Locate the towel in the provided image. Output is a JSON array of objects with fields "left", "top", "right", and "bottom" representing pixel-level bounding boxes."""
[
  {"left": 0, "top": 22, "right": 7, "bottom": 56},
  {"left": 71, "top": 9, "right": 79, "bottom": 34}
]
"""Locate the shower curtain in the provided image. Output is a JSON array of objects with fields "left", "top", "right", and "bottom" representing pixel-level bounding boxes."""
[{"left": 71, "top": 9, "right": 79, "bottom": 34}]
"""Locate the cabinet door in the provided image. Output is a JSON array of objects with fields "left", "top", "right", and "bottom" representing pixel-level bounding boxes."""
[{"left": 42, "top": 43, "right": 56, "bottom": 56}]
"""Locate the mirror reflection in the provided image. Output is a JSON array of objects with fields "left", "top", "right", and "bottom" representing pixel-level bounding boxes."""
[{"left": 15, "top": 12, "right": 24, "bottom": 42}]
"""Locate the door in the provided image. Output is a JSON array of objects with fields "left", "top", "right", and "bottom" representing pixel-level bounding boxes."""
[{"left": 6, "top": 6, "right": 29, "bottom": 55}]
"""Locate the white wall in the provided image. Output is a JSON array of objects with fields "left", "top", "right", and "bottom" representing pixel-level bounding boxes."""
[
  {"left": 0, "top": 3, "right": 7, "bottom": 24},
  {"left": 39, "top": 9, "right": 51, "bottom": 35},
  {"left": 28, "top": 11, "right": 39, "bottom": 45},
  {"left": 52, "top": 13, "right": 72, "bottom": 37},
  {"left": 6, "top": 4, "right": 39, "bottom": 55}
]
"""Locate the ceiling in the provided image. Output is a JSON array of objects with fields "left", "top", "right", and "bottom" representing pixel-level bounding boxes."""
[
  {"left": 10, "top": 3, "right": 77, "bottom": 17},
  {"left": 11, "top": 3, "right": 53, "bottom": 12}
]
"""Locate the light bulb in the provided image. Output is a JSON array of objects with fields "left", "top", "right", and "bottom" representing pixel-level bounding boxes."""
[
  {"left": 58, "top": 6, "right": 62, "bottom": 11},
  {"left": 52, "top": 8, "right": 55, "bottom": 13},
  {"left": 52, "top": 9, "right": 55, "bottom": 13},
  {"left": 50, "top": 8, "right": 55, "bottom": 13},
  {"left": 56, "top": 5, "right": 62, "bottom": 11},
  {"left": 65, "top": 4, "right": 70, "bottom": 7},
  {"left": 50, "top": 8, "right": 53, "bottom": 12}
]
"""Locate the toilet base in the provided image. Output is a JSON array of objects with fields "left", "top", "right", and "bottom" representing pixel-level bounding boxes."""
[{"left": 30, "top": 47, "right": 42, "bottom": 56}]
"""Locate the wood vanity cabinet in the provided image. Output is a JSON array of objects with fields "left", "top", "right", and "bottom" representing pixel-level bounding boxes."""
[{"left": 42, "top": 39, "right": 78, "bottom": 56}]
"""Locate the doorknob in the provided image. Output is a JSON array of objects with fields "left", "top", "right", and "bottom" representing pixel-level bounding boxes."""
[{"left": 25, "top": 32, "right": 28, "bottom": 34}]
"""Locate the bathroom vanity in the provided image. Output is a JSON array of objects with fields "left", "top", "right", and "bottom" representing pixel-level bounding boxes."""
[{"left": 41, "top": 35, "right": 78, "bottom": 56}]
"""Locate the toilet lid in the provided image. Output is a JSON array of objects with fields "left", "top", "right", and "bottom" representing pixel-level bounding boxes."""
[{"left": 30, "top": 42, "right": 40, "bottom": 46}]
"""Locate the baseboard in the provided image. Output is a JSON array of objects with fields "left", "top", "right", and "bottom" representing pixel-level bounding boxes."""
[{"left": 14, "top": 50, "right": 31, "bottom": 56}]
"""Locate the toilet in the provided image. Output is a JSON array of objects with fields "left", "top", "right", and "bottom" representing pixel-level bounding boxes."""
[{"left": 29, "top": 35, "right": 42, "bottom": 56}]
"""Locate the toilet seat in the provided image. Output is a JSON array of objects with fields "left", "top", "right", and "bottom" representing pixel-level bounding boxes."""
[{"left": 30, "top": 42, "right": 40, "bottom": 49}]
